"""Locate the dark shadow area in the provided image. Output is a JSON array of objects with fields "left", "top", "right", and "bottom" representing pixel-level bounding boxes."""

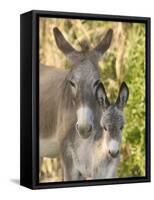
[{"left": 10, "top": 179, "right": 20, "bottom": 185}]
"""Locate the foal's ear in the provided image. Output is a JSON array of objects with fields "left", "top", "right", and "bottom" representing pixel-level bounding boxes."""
[
  {"left": 53, "top": 27, "right": 77, "bottom": 56},
  {"left": 93, "top": 29, "right": 113, "bottom": 59},
  {"left": 96, "top": 83, "right": 110, "bottom": 109},
  {"left": 116, "top": 82, "right": 129, "bottom": 110}
]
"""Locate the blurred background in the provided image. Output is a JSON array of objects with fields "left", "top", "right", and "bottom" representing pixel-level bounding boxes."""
[{"left": 39, "top": 17, "right": 145, "bottom": 182}]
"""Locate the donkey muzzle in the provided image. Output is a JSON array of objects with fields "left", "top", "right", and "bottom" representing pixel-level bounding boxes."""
[
  {"left": 76, "top": 105, "right": 94, "bottom": 138},
  {"left": 76, "top": 122, "right": 92, "bottom": 138},
  {"left": 109, "top": 149, "right": 119, "bottom": 158},
  {"left": 108, "top": 139, "right": 120, "bottom": 158},
  {"left": 76, "top": 123, "right": 92, "bottom": 138}
]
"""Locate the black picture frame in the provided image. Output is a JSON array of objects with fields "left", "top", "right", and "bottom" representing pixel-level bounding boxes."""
[{"left": 20, "top": 10, "right": 151, "bottom": 189}]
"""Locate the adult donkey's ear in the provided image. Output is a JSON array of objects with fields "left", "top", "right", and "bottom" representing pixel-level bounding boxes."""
[
  {"left": 96, "top": 83, "right": 110, "bottom": 110},
  {"left": 53, "top": 27, "right": 77, "bottom": 58},
  {"left": 93, "top": 29, "right": 113, "bottom": 60},
  {"left": 116, "top": 82, "right": 129, "bottom": 110}
]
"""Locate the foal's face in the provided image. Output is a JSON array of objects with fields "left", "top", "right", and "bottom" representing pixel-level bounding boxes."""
[
  {"left": 100, "top": 105, "right": 125, "bottom": 158},
  {"left": 96, "top": 82, "right": 129, "bottom": 158}
]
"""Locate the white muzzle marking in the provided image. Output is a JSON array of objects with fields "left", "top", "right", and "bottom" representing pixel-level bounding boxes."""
[
  {"left": 109, "top": 139, "right": 119, "bottom": 154},
  {"left": 76, "top": 105, "right": 93, "bottom": 130}
]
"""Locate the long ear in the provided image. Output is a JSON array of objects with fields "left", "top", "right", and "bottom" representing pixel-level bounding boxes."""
[
  {"left": 96, "top": 83, "right": 110, "bottom": 109},
  {"left": 93, "top": 29, "right": 113, "bottom": 59},
  {"left": 53, "top": 27, "right": 77, "bottom": 56},
  {"left": 116, "top": 82, "right": 129, "bottom": 110}
]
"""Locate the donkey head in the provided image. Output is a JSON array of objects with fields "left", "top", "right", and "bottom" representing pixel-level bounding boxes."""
[
  {"left": 96, "top": 82, "right": 129, "bottom": 158},
  {"left": 53, "top": 27, "right": 113, "bottom": 139}
]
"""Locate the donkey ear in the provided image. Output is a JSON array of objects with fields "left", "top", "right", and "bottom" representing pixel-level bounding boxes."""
[
  {"left": 96, "top": 83, "right": 110, "bottom": 109},
  {"left": 116, "top": 82, "right": 129, "bottom": 110},
  {"left": 53, "top": 27, "right": 77, "bottom": 56},
  {"left": 93, "top": 29, "right": 113, "bottom": 59}
]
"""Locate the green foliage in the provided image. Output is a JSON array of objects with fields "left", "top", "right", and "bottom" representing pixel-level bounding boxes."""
[{"left": 117, "top": 23, "right": 145, "bottom": 177}]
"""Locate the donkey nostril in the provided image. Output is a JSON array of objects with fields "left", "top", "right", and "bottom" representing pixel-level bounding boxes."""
[{"left": 109, "top": 150, "right": 119, "bottom": 158}]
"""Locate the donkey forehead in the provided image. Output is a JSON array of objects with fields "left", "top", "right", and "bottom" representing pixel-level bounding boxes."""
[
  {"left": 71, "top": 60, "right": 99, "bottom": 82},
  {"left": 102, "top": 106, "right": 125, "bottom": 125}
]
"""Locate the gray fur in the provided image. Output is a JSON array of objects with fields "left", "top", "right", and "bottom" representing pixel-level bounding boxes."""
[
  {"left": 62, "top": 82, "right": 129, "bottom": 180},
  {"left": 39, "top": 27, "right": 113, "bottom": 175}
]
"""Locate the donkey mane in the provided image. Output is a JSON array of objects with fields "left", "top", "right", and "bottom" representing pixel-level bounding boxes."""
[{"left": 79, "top": 39, "right": 90, "bottom": 52}]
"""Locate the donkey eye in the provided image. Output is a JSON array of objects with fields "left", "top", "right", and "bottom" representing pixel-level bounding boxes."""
[
  {"left": 120, "top": 126, "right": 123, "bottom": 130},
  {"left": 69, "top": 80, "right": 76, "bottom": 88}
]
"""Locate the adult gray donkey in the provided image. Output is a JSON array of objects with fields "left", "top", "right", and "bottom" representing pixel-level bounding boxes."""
[{"left": 39, "top": 27, "right": 113, "bottom": 179}]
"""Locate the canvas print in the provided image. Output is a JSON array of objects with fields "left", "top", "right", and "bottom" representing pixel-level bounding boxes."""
[{"left": 39, "top": 17, "right": 146, "bottom": 183}]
